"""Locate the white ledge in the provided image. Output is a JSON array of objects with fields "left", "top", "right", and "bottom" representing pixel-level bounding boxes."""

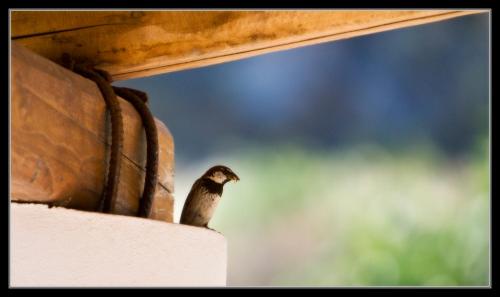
[{"left": 10, "top": 203, "right": 227, "bottom": 287}]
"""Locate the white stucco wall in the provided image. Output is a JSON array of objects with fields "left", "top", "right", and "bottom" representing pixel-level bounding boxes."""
[{"left": 10, "top": 203, "right": 227, "bottom": 287}]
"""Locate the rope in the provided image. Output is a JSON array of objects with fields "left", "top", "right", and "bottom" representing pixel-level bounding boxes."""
[
  {"left": 61, "top": 54, "right": 123, "bottom": 214},
  {"left": 113, "top": 87, "right": 159, "bottom": 218},
  {"left": 60, "top": 54, "right": 159, "bottom": 217}
]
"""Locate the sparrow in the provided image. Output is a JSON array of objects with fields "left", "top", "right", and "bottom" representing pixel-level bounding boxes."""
[{"left": 180, "top": 165, "right": 239, "bottom": 229}]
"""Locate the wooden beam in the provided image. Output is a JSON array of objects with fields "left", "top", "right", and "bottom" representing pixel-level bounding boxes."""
[
  {"left": 11, "top": 42, "right": 175, "bottom": 222},
  {"left": 11, "top": 10, "right": 486, "bottom": 81}
]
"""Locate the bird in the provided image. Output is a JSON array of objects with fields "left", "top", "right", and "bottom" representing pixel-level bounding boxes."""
[{"left": 180, "top": 165, "right": 239, "bottom": 229}]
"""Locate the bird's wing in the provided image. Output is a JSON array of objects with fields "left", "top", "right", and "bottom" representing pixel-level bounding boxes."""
[{"left": 180, "top": 178, "right": 204, "bottom": 223}]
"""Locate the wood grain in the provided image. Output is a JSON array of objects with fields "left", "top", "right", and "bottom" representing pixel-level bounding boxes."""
[
  {"left": 11, "top": 10, "right": 486, "bottom": 81},
  {"left": 11, "top": 42, "right": 174, "bottom": 222}
]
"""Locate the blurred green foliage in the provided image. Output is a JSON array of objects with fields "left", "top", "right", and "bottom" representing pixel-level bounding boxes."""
[
  {"left": 175, "top": 139, "right": 489, "bottom": 286},
  {"left": 118, "top": 12, "right": 489, "bottom": 287}
]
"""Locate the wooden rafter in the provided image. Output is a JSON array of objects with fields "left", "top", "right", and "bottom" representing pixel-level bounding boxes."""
[
  {"left": 11, "top": 42, "right": 175, "bottom": 222},
  {"left": 11, "top": 10, "right": 486, "bottom": 81}
]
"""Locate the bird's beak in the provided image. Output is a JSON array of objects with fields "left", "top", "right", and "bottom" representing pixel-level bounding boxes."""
[{"left": 228, "top": 172, "right": 240, "bottom": 182}]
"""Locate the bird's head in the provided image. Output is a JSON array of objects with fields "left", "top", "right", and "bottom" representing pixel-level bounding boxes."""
[{"left": 203, "top": 165, "right": 240, "bottom": 185}]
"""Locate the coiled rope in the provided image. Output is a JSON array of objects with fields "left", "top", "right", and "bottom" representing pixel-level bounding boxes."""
[{"left": 61, "top": 54, "right": 158, "bottom": 217}]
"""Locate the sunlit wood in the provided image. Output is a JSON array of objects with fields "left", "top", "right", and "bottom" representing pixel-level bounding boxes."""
[
  {"left": 11, "top": 10, "right": 485, "bottom": 80},
  {"left": 11, "top": 42, "right": 175, "bottom": 222}
]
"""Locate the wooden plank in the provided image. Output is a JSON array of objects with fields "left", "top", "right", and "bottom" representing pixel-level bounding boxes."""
[
  {"left": 11, "top": 10, "right": 486, "bottom": 81},
  {"left": 11, "top": 42, "right": 175, "bottom": 222}
]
